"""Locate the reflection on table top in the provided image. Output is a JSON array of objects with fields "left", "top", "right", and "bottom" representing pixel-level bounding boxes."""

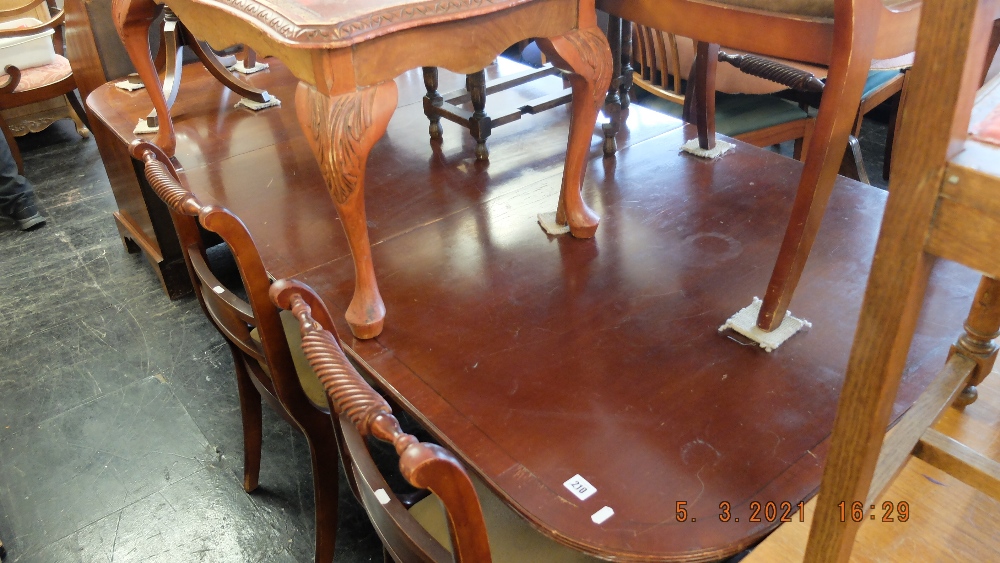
[{"left": 88, "top": 59, "right": 981, "bottom": 561}]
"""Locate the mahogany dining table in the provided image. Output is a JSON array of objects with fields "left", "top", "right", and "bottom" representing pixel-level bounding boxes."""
[
  {"left": 111, "top": 0, "right": 614, "bottom": 340},
  {"left": 87, "top": 59, "right": 983, "bottom": 561}
]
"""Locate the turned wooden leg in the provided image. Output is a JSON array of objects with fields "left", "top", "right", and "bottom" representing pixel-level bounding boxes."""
[
  {"left": 113, "top": 0, "right": 176, "bottom": 154},
  {"left": 467, "top": 69, "right": 491, "bottom": 161},
  {"left": 422, "top": 67, "right": 443, "bottom": 140},
  {"left": 755, "top": 5, "right": 879, "bottom": 331},
  {"left": 536, "top": 26, "right": 613, "bottom": 239},
  {"left": 951, "top": 276, "right": 1000, "bottom": 407},
  {"left": 620, "top": 20, "right": 634, "bottom": 109},
  {"left": 602, "top": 14, "right": 623, "bottom": 157},
  {"left": 295, "top": 81, "right": 397, "bottom": 339}
]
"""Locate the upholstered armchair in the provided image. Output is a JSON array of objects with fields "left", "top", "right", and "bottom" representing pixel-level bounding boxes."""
[{"left": 0, "top": 0, "right": 89, "bottom": 175}]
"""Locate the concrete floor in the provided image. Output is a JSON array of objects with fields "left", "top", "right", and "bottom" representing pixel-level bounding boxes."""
[{"left": 0, "top": 121, "right": 383, "bottom": 562}]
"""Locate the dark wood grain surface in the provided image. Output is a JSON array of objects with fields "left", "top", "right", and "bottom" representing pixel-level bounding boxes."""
[{"left": 88, "top": 59, "right": 981, "bottom": 561}]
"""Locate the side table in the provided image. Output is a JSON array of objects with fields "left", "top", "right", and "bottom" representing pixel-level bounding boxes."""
[{"left": 111, "top": 0, "right": 614, "bottom": 339}]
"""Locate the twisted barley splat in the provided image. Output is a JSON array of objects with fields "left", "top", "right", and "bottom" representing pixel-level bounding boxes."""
[
  {"left": 280, "top": 286, "right": 492, "bottom": 562},
  {"left": 130, "top": 140, "right": 202, "bottom": 216},
  {"left": 287, "top": 293, "right": 402, "bottom": 437}
]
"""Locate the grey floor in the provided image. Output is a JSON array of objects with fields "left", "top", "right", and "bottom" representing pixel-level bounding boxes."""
[
  {"left": 0, "top": 102, "right": 891, "bottom": 562},
  {"left": 0, "top": 121, "right": 382, "bottom": 562}
]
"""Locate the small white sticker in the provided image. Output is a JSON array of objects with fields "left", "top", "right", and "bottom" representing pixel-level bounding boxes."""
[
  {"left": 591, "top": 506, "right": 614, "bottom": 524},
  {"left": 374, "top": 488, "right": 390, "bottom": 505},
  {"left": 212, "top": 286, "right": 225, "bottom": 294},
  {"left": 563, "top": 474, "right": 597, "bottom": 501}
]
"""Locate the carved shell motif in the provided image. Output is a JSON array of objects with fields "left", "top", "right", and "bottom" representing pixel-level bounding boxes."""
[
  {"left": 563, "top": 27, "right": 613, "bottom": 108},
  {"left": 302, "top": 88, "right": 376, "bottom": 205}
]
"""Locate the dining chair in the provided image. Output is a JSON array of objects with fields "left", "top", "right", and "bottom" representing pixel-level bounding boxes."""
[
  {"left": 598, "top": 0, "right": 921, "bottom": 334},
  {"left": 805, "top": 0, "right": 1000, "bottom": 559},
  {"left": 630, "top": 24, "right": 909, "bottom": 182},
  {"left": 0, "top": 0, "right": 89, "bottom": 175},
  {"left": 270, "top": 279, "right": 607, "bottom": 563},
  {"left": 780, "top": 65, "right": 907, "bottom": 183},
  {"left": 131, "top": 140, "right": 339, "bottom": 563},
  {"left": 629, "top": 25, "right": 817, "bottom": 160}
]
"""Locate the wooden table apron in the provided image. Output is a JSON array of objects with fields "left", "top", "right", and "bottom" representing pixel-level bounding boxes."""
[{"left": 111, "top": 0, "right": 613, "bottom": 340}]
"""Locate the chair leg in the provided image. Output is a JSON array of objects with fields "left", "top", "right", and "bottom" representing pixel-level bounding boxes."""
[
  {"left": 308, "top": 435, "right": 339, "bottom": 563},
  {"left": 231, "top": 347, "right": 262, "bottom": 493},
  {"left": 65, "top": 91, "right": 91, "bottom": 137},
  {"left": 882, "top": 88, "right": 902, "bottom": 181},
  {"left": 838, "top": 135, "right": 870, "bottom": 184},
  {"left": 755, "top": 4, "right": 881, "bottom": 331},
  {"left": 694, "top": 42, "right": 719, "bottom": 150},
  {"left": 0, "top": 112, "right": 24, "bottom": 176},
  {"left": 793, "top": 118, "right": 814, "bottom": 162}
]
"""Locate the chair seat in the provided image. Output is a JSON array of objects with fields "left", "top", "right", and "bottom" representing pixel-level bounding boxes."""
[
  {"left": 250, "top": 310, "right": 329, "bottom": 409},
  {"left": 711, "top": 0, "right": 911, "bottom": 19},
  {"left": 410, "top": 473, "right": 604, "bottom": 562},
  {"left": 1, "top": 54, "right": 72, "bottom": 93},
  {"left": 862, "top": 69, "right": 904, "bottom": 97},
  {"left": 639, "top": 91, "right": 810, "bottom": 137}
]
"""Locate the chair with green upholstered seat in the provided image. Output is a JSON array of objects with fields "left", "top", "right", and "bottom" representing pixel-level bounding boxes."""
[
  {"left": 131, "top": 140, "right": 339, "bottom": 563},
  {"left": 270, "top": 279, "right": 607, "bottom": 563},
  {"left": 599, "top": 0, "right": 921, "bottom": 337},
  {"left": 629, "top": 26, "right": 816, "bottom": 159}
]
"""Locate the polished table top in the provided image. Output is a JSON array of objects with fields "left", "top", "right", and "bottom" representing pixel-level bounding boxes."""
[{"left": 88, "top": 60, "right": 982, "bottom": 561}]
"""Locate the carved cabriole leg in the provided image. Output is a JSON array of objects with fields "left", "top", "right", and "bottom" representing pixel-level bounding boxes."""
[
  {"left": 951, "top": 276, "right": 1000, "bottom": 407},
  {"left": 422, "top": 67, "right": 443, "bottom": 140},
  {"left": 113, "top": 0, "right": 176, "bottom": 154},
  {"left": 755, "top": 0, "right": 881, "bottom": 331},
  {"left": 536, "top": 26, "right": 613, "bottom": 238},
  {"left": 295, "top": 81, "right": 397, "bottom": 339}
]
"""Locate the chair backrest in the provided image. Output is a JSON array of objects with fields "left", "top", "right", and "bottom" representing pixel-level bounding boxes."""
[
  {"left": 0, "top": 0, "right": 63, "bottom": 61},
  {"left": 804, "top": 0, "right": 1000, "bottom": 560},
  {"left": 270, "top": 280, "right": 493, "bottom": 563},
  {"left": 632, "top": 24, "right": 684, "bottom": 103},
  {"left": 130, "top": 139, "right": 320, "bottom": 418}
]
